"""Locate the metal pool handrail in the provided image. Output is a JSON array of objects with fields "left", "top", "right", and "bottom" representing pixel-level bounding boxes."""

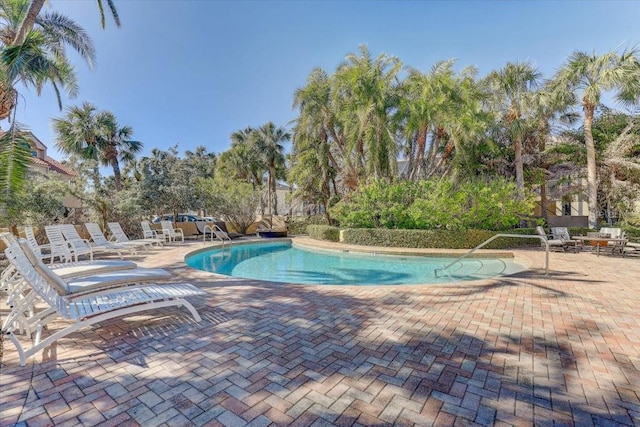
[{"left": 435, "top": 234, "right": 549, "bottom": 277}]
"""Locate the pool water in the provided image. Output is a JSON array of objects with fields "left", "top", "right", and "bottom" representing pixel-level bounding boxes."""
[{"left": 185, "top": 241, "right": 526, "bottom": 286}]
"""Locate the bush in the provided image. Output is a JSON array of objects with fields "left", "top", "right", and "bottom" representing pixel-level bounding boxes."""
[
  {"left": 330, "top": 178, "right": 534, "bottom": 231},
  {"left": 341, "top": 227, "right": 542, "bottom": 249},
  {"left": 288, "top": 215, "right": 329, "bottom": 235},
  {"left": 307, "top": 225, "right": 340, "bottom": 242}
]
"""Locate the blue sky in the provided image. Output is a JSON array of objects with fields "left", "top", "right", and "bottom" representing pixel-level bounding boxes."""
[{"left": 12, "top": 0, "right": 640, "bottom": 162}]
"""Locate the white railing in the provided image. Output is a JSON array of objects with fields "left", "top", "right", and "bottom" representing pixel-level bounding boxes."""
[
  {"left": 435, "top": 234, "right": 549, "bottom": 277},
  {"left": 203, "top": 224, "right": 232, "bottom": 246}
]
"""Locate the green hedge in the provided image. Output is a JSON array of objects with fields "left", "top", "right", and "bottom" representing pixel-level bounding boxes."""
[
  {"left": 340, "top": 228, "right": 543, "bottom": 249},
  {"left": 288, "top": 216, "right": 329, "bottom": 235},
  {"left": 307, "top": 225, "right": 340, "bottom": 242}
]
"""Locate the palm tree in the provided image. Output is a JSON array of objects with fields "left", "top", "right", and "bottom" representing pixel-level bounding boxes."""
[
  {"left": 12, "top": 0, "right": 119, "bottom": 47},
  {"left": 550, "top": 48, "right": 640, "bottom": 228},
  {"left": 485, "top": 62, "right": 541, "bottom": 199},
  {"left": 332, "top": 45, "right": 402, "bottom": 187},
  {"left": 0, "top": 0, "right": 97, "bottom": 206},
  {"left": 292, "top": 67, "right": 341, "bottom": 219},
  {"left": 253, "top": 122, "right": 290, "bottom": 218},
  {"left": 0, "top": 0, "right": 96, "bottom": 122},
  {"left": 98, "top": 111, "right": 142, "bottom": 191}
]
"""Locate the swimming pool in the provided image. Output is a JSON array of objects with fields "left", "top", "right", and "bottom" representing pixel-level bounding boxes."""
[{"left": 185, "top": 241, "right": 526, "bottom": 285}]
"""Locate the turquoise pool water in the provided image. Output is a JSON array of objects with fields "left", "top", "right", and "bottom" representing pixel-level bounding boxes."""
[{"left": 185, "top": 241, "right": 526, "bottom": 285}]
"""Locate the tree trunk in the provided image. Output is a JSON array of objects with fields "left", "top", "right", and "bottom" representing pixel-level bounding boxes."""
[
  {"left": 12, "top": 0, "right": 45, "bottom": 46},
  {"left": 412, "top": 126, "right": 428, "bottom": 181},
  {"left": 514, "top": 135, "right": 524, "bottom": 200},
  {"left": 0, "top": 84, "right": 17, "bottom": 123},
  {"left": 584, "top": 103, "right": 598, "bottom": 229},
  {"left": 269, "top": 162, "right": 277, "bottom": 215},
  {"left": 540, "top": 176, "right": 548, "bottom": 223},
  {"left": 111, "top": 158, "right": 122, "bottom": 191}
]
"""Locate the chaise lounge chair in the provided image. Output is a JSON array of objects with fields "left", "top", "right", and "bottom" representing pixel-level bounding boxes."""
[
  {"left": 84, "top": 223, "right": 141, "bottom": 257},
  {"left": 108, "top": 222, "right": 163, "bottom": 248},
  {"left": 3, "top": 237, "right": 205, "bottom": 366},
  {"left": 141, "top": 220, "right": 167, "bottom": 244},
  {"left": 160, "top": 220, "right": 185, "bottom": 243}
]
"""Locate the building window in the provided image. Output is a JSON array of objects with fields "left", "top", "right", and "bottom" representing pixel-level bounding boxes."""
[{"left": 562, "top": 202, "right": 571, "bottom": 216}]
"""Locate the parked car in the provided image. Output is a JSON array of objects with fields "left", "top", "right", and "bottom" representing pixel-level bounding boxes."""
[{"left": 152, "top": 214, "right": 202, "bottom": 223}]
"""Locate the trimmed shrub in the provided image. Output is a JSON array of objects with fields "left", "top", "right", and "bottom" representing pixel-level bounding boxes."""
[
  {"left": 307, "top": 225, "right": 340, "bottom": 242},
  {"left": 341, "top": 227, "right": 542, "bottom": 249},
  {"left": 288, "top": 215, "right": 329, "bottom": 235}
]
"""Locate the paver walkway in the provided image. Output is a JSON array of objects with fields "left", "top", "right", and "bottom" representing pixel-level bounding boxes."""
[{"left": 1, "top": 238, "right": 639, "bottom": 426}]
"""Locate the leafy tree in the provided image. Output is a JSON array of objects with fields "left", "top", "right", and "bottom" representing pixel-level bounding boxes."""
[
  {"left": 12, "top": 0, "right": 119, "bottom": 47},
  {"left": 53, "top": 103, "right": 141, "bottom": 192},
  {"left": 549, "top": 48, "right": 640, "bottom": 228},
  {"left": 196, "top": 176, "right": 261, "bottom": 234},
  {"left": 291, "top": 67, "right": 341, "bottom": 221},
  {"left": 484, "top": 62, "right": 541, "bottom": 199},
  {"left": 98, "top": 112, "right": 142, "bottom": 191},
  {"left": 0, "top": 0, "right": 96, "bottom": 121},
  {"left": 138, "top": 146, "right": 198, "bottom": 220},
  {"left": 0, "top": 0, "right": 95, "bottom": 205},
  {"left": 332, "top": 45, "right": 401, "bottom": 186},
  {"left": 253, "top": 122, "right": 289, "bottom": 217}
]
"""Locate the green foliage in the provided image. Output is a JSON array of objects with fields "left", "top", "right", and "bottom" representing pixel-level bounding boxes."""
[
  {"left": 196, "top": 176, "right": 261, "bottom": 234},
  {"left": 287, "top": 215, "right": 329, "bottom": 234},
  {"left": 330, "top": 178, "right": 533, "bottom": 231},
  {"left": 307, "top": 224, "right": 340, "bottom": 242},
  {"left": 341, "top": 227, "right": 541, "bottom": 249},
  {"left": 1, "top": 174, "right": 68, "bottom": 227},
  {"left": 0, "top": 129, "right": 31, "bottom": 221}
]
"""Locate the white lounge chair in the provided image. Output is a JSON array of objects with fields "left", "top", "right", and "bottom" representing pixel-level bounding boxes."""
[
  {"left": 3, "top": 238, "right": 205, "bottom": 366},
  {"left": 141, "top": 220, "right": 167, "bottom": 244},
  {"left": 24, "top": 226, "right": 71, "bottom": 264},
  {"left": 84, "top": 223, "right": 140, "bottom": 257},
  {"left": 2, "top": 236, "right": 170, "bottom": 342},
  {"left": 160, "top": 220, "right": 184, "bottom": 243},
  {"left": 108, "top": 222, "right": 162, "bottom": 248},
  {"left": 45, "top": 225, "right": 94, "bottom": 262}
]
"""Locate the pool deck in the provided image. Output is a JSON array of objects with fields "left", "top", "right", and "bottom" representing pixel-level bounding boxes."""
[{"left": 1, "top": 236, "right": 639, "bottom": 426}]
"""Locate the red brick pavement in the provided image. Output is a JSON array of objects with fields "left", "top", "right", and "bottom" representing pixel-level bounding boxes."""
[{"left": 1, "top": 239, "right": 639, "bottom": 426}]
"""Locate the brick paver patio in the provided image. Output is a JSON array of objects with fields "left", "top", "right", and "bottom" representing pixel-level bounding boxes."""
[{"left": 1, "top": 238, "right": 639, "bottom": 426}]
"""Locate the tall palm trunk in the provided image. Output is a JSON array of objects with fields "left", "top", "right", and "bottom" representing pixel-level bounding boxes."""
[
  {"left": 12, "top": 0, "right": 45, "bottom": 46},
  {"left": 104, "top": 145, "right": 122, "bottom": 191},
  {"left": 412, "top": 126, "right": 428, "bottom": 181},
  {"left": 514, "top": 135, "right": 524, "bottom": 200},
  {"left": 269, "top": 161, "right": 277, "bottom": 216},
  {"left": 584, "top": 103, "right": 598, "bottom": 229}
]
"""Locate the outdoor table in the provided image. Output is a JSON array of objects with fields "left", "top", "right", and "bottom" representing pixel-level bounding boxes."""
[{"left": 573, "top": 236, "right": 628, "bottom": 256}]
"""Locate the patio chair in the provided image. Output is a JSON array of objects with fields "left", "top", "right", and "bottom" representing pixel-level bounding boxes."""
[
  {"left": 536, "top": 226, "right": 567, "bottom": 252},
  {"left": 108, "top": 222, "right": 163, "bottom": 248},
  {"left": 550, "top": 227, "right": 579, "bottom": 253},
  {"left": 24, "top": 226, "right": 71, "bottom": 264},
  {"left": 160, "top": 220, "right": 185, "bottom": 243},
  {"left": 45, "top": 225, "right": 94, "bottom": 262},
  {"left": 141, "top": 220, "right": 167, "bottom": 243},
  {"left": 3, "top": 235, "right": 171, "bottom": 333},
  {"left": 84, "top": 223, "right": 140, "bottom": 257},
  {"left": 3, "top": 238, "right": 205, "bottom": 366}
]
